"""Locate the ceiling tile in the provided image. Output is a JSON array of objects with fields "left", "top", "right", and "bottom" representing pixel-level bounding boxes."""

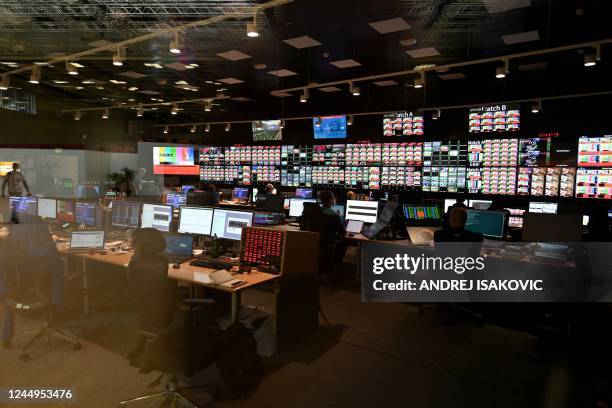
[
  {"left": 369, "top": 17, "right": 411, "bottom": 34},
  {"left": 484, "top": 0, "right": 531, "bottom": 13},
  {"left": 373, "top": 80, "right": 399, "bottom": 87},
  {"left": 216, "top": 50, "right": 252, "bottom": 61},
  {"left": 319, "top": 86, "right": 342, "bottom": 92},
  {"left": 120, "top": 71, "right": 147, "bottom": 79},
  {"left": 502, "top": 30, "right": 540, "bottom": 45},
  {"left": 330, "top": 59, "right": 361, "bottom": 68},
  {"left": 218, "top": 77, "right": 244, "bottom": 85},
  {"left": 283, "top": 36, "right": 321, "bottom": 49},
  {"left": 406, "top": 47, "right": 440, "bottom": 58},
  {"left": 268, "top": 69, "right": 298, "bottom": 77},
  {"left": 438, "top": 72, "right": 466, "bottom": 80}
]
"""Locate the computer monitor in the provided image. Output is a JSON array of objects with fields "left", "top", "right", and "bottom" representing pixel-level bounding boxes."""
[
  {"left": 345, "top": 200, "right": 379, "bottom": 224},
  {"left": 468, "top": 200, "right": 492, "bottom": 210},
  {"left": 211, "top": 209, "right": 253, "bottom": 241},
  {"left": 164, "top": 192, "right": 186, "bottom": 209},
  {"left": 295, "top": 188, "right": 313, "bottom": 199},
  {"left": 164, "top": 234, "right": 193, "bottom": 257},
  {"left": 505, "top": 208, "right": 525, "bottom": 228},
  {"left": 289, "top": 198, "right": 317, "bottom": 218},
  {"left": 76, "top": 201, "right": 97, "bottom": 226},
  {"left": 69, "top": 231, "right": 105, "bottom": 250},
  {"left": 522, "top": 214, "right": 582, "bottom": 242},
  {"left": 252, "top": 188, "right": 259, "bottom": 203},
  {"left": 10, "top": 196, "right": 37, "bottom": 216},
  {"left": 181, "top": 185, "right": 195, "bottom": 194},
  {"left": 331, "top": 204, "right": 345, "bottom": 221},
  {"left": 56, "top": 199, "right": 76, "bottom": 223},
  {"left": 141, "top": 203, "right": 173, "bottom": 232},
  {"left": 528, "top": 201, "right": 558, "bottom": 214},
  {"left": 37, "top": 198, "right": 57, "bottom": 219},
  {"left": 403, "top": 205, "right": 441, "bottom": 220},
  {"left": 111, "top": 201, "right": 141, "bottom": 228},
  {"left": 253, "top": 212, "right": 281, "bottom": 226},
  {"left": 465, "top": 210, "right": 506, "bottom": 238},
  {"left": 444, "top": 199, "right": 458, "bottom": 213},
  {"left": 232, "top": 187, "right": 250, "bottom": 201},
  {"left": 77, "top": 185, "right": 100, "bottom": 198},
  {"left": 256, "top": 195, "right": 285, "bottom": 212},
  {"left": 178, "top": 206, "right": 214, "bottom": 235}
]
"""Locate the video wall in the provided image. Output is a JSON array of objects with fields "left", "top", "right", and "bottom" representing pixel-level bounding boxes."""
[{"left": 154, "top": 134, "right": 612, "bottom": 199}]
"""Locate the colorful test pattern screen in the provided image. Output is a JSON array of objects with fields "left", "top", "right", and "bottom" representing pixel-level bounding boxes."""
[
  {"left": 469, "top": 103, "right": 520, "bottom": 133},
  {"left": 577, "top": 136, "right": 611, "bottom": 167},
  {"left": 153, "top": 146, "right": 198, "bottom": 175},
  {"left": 313, "top": 116, "right": 347, "bottom": 139}
]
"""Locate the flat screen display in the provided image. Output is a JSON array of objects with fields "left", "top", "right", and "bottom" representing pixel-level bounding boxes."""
[
  {"left": 346, "top": 200, "right": 378, "bottom": 223},
  {"left": 422, "top": 167, "right": 467, "bottom": 193},
  {"left": 76, "top": 201, "right": 97, "bottom": 226},
  {"left": 468, "top": 103, "right": 520, "bottom": 133},
  {"left": 423, "top": 141, "right": 467, "bottom": 166},
  {"left": 481, "top": 167, "right": 517, "bottom": 195},
  {"left": 153, "top": 146, "right": 199, "bottom": 175},
  {"left": 252, "top": 120, "right": 282, "bottom": 141},
  {"left": 140, "top": 204, "right": 172, "bottom": 232},
  {"left": 37, "top": 198, "right": 57, "bottom": 219},
  {"left": 313, "top": 116, "right": 347, "bottom": 139},
  {"left": 465, "top": 210, "right": 506, "bottom": 238},
  {"left": 10, "top": 196, "right": 37, "bottom": 216},
  {"left": 111, "top": 201, "right": 140, "bottom": 228},
  {"left": 57, "top": 199, "right": 76, "bottom": 223},
  {"left": 383, "top": 112, "right": 424, "bottom": 137},
  {"left": 528, "top": 202, "right": 558, "bottom": 214},
  {"left": 164, "top": 192, "right": 186, "bottom": 209},
  {"left": 519, "top": 137, "right": 552, "bottom": 166},
  {"left": 382, "top": 143, "right": 423, "bottom": 166},
  {"left": 575, "top": 168, "right": 612, "bottom": 199},
  {"left": 289, "top": 198, "right": 317, "bottom": 218},
  {"left": 313, "top": 144, "right": 346, "bottom": 166},
  {"left": 312, "top": 166, "right": 345, "bottom": 187},
  {"left": 178, "top": 206, "right": 214, "bottom": 235},
  {"left": 403, "top": 205, "right": 441, "bottom": 220},
  {"left": 381, "top": 167, "right": 421, "bottom": 190},
  {"left": 210, "top": 209, "right": 253, "bottom": 241},
  {"left": 577, "top": 136, "right": 611, "bottom": 167},
  {"left": 0, "top": 162, "right": 14, "bottom": 177},
  {"left": 198, "top": 147, "right": 225, "bottom": 165}
]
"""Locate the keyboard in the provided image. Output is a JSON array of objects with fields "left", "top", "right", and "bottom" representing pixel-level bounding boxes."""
[{"left": 190, "top": 258, "right": 236, "bottom": 271}]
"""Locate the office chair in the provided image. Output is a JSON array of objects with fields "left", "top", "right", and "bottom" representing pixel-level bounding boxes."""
[{"left": 6, "top": 257, "right": 81, "bottom": 362}]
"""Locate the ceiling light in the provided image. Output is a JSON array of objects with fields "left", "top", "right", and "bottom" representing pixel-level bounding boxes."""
[
  {"left": 163, "top": 126, "right": 169, "bottom": 134},
  {"left": 205, "top": 124, "right": 211, "bottom": 133},
  {"left": 66, "top": 61, "right": 78, "bottom": 75},
  {"left": 170, "top": 32, "right": 182, "bottom": 54},
  {"left": 347, "top": 115, "right": 354, "bottom": 126},
  {"left": 74, "top": 111, "right": 81, "bottom": 121},
  {"left": 225, "top": 123, "right": 231, "bottom": 132},
  {"left": 128, "top": 86, "right": 138, "bottom": 91},
  {"left": 413, "top": 77, "right": 423, "bottom": 88},
  {"left": 246, "top": 16, "right": 259, "bottom": 38},
  {"left": 171, "top": 103, "right": 178, "bottom": 115},
  {"left": 280, "top": 120, "right": 285, "bottom": 129},
  {"left": 137, "top": 105, "right": 144, "bottom": 117},
  {"left": 113, "top": 47, "right": 125, "bottom": 66},
  {"left": 300, "top": 88, "right": 309, "bottom": 103},
  {"left": 190, "top": 125, "right": 197, "bottom": 133},
  {"left": 102, "top": 108, "right": 109, "bottom": 119},
  {"left": 432, "top": 109, "right": 441, "bottom": 120},
  {"left": 531, "top": 100, "right": 541, "bottom": 113},
  {"left": 70, "top": 62, "right": 85, "bottom": 68},
  {"left": 0, "top": 76, "right": 9, "bottom": 90},
  {"left": 584, "top": 44, "right": 601, "bottom": 67},
  {"left": 349, "top": 82, "right": 360, "bottom": 96},
  {"left": 204, "top": 100, "right": 212, "bottom": 112},
  {"left": 144, "top": 63, "right": 164, "bottom": 69},
  {"left": 29, "top": 66, "right": 41, "bottom": 84},
  {"left": 496, "top": 59, "right": 509, "bottom": 78},
  {"left": 75, "top": 86, "right": 84, "bottom": 90}
]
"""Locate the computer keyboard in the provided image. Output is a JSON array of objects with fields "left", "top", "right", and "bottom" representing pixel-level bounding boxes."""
[{"left": 190, "top": 258, "right": 236, "bottom": 271}]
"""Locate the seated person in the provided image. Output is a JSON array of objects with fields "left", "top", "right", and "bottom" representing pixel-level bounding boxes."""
[
  {"left": 346, "top": 190, "right": 357, "bottom": 201},
  {"left": 318, "top": 191, "right": 348, "bottom": 275},
  {"left": 264, "top": 183, "right": 276, "bottom": 195},
  {"left": 193, "top": 182, "right": 220, "bottom": 205},
  {"left": 435, "top": 207, "right": 483, "bottom": 243}
]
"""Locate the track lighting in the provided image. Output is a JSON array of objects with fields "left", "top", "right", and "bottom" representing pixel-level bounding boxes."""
[
  {"left": 66, "top": 61, "right": 78, "bottom": 75},
  {"left": 170, "top": 32, "right": 182, "bottom": 54},
  {"left": 204, "top": 100, "right": 212, "bottom": 112},
  {"left": 347, "top": 115, "right": 354, "bottom": 126},
  {"left": 205, "top": 124, "right": 211, "bottom": 133},
  {"left": 432, "top": 109, "right": 441, "bottom": 120},
  {"left": 300, "top": 88, "right": 309, "bottom": 103},
  {"left": 225, "top": 123, "right": 231, "bottom": 132},
  {"left": 163, "top": 126, "right": 169, "bottom": 134},
  {"left": 496, "top": 59, "right": 509, "bottom": 79},
  {"left": 246, "top": 16, "right": 259, "bottom": 38},
  {"left": 190, "top": 125, "right": 197, "bottom": 133},
  {"left": 414, "top": 72, "right": 425, "bottom": 89},
  {"left": 136, "top": 104, "right": 144, "bottom": 117},
  {"left": 171, "top": 103, "right": 178, "bottom": 115},
  {"left": 280, "top": 120, "right": 285, "bottom": 129},
  {"left": 102, "top": 108, "right": 109, "bottom": 119},
  {"left": 29, "top": 66, "right": 41, "bottom": 84},
  {"left": 583, "top": 45, "right": 600, "bottom": 67},
  {"left": 74, "top": 111, "right": 81, "bottom": 121},
  {"left": 349, "top": 82, "right": 360, "bottom": 96},
  {"left": 531, "top": 100, "right": 542, "bottom": 113},
  {"left": 0, "top": 75, "right": 9, "bottom": 90},
  {"left": 113, "top": 48, "right": 125, "bottom": 66}
]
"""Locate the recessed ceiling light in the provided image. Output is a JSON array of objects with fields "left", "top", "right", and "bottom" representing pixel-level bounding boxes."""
[
  {"left": 128, "top": 86, "right": 139, "bottom": 91},
  {"left": 246, "top": 18, "right": 259, "bottom": 38},
  {"left": 110, "top": 79, "right": 127, "bottom": 84},
  {"left": 52, "top": 80, "right": 69, "bottom": 84},
  {"left": 144, "top": 63, "right": 164, "bottom": 69},
  {"left": 75, "top": 86, "right": 84, "bottom": 90}
]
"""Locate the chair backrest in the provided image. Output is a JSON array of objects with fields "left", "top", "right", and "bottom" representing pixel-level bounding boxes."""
[{"left": 300, "top": 202, "right": 323, "bottom": 232}]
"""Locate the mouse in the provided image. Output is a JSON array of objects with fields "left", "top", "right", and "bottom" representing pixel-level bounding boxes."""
[{"left": 172, "top": 263, "right": 181, "bottom": 269}]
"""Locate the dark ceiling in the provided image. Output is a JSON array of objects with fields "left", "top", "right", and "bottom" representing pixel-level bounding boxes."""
[{"left": 0, "top": 0, "right": 611, "bottom": 124}]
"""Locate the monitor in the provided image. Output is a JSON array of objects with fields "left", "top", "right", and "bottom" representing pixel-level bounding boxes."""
[
  {"left": 164, "top": 192, "right": 186, "bottom": 209},
  {"left": 10, "top": 196, "right": 37, "bottom": 216},
  {"left": 232, "top": 187, "right": 250, "bottom": 201},
  {"left": 111, "top": 201, "right": 141, "bottom": 228},
  {"left": 346, "top": 220, "right": 364, "bottom": 234},
  {"left": 211, "top": 209, "right": 253, "bottom": 241},
  {"left": 529, "top": 201, "right": 558, "bottom": 214},
  {"left": 76, "top": 201, "right": 97, "bottom": 226},
  {"left": 331, "top": 204, "right": 345, "bottom": 220},
  {"left": 444, "top": 199, "right": 459, "bottom": 213},
  {"left": 468, "top": 200, "right": 492, "bottom": 210},
  {"left": 153, "top": 146, "right": 199, "bottom": 175},
  {"left": 522, "top": 214, "right": 582, "bottom": 242},
  {"left": 468, "top": 103, "right": 520, "bottom": 133},
  {"left": 256, "top": 195, "right": 285, "bottom": 212},
  {"left": 69, "top": 231, "right": 105, "bottom": 250},
  {"left": 609, "top": 208, "right": 612, "bottom": 219},
  {"left": 77, "top": 185, "right": 100, "bottom": 198},
  {"left": 346, "top": 200, "right": 379, "bottom": 224},
  {"left": 141, "top": 203, "right": 173, "bottom": 232},
  {"left": 313, "top": 115, "right": 347, "bottom": 139},
  {"left": 164, "top": 234, "right": 193, "bottom": 257},
  {"left": 56, "top": 199, "right": 76, "bottom": 223},
  {"left": 178, "top": 206, "right": 214, "bottom": 235},
  {"left": 505, "top": 208, "right": 525, "bottom": 228},
  {"left": 240, "top": 227, "right": 284, "bottom": 268},
  {"left": 403, "top": 205, "right": 441, "bottom": 220},
  {"left": 252, "top": 120, "right": 282, "bottom": 141},
  {"left": 289, "top": 198, "right": 317, "bottom": 218},
  {"left": 383, "top": 112, "right": 424, "bottom": 137},
  {"left": 295, "top": 188, "right": 313, "bottom": 199},
  {"left": 465, "top": 210, "right": 506, "bottom": 238},
  {"left": 181, "top": 185, "right": 195, "bottom": 194},
  {"left": 37, "top": 198, "right": 57, "bottom": 219},
  {"left": 253, "top": 212, "right": 281, "bottom": 226}
]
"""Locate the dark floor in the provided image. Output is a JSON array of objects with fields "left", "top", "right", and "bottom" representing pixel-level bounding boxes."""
[{"left": 0, "top": 253, "right": 606, "bottom": 408}]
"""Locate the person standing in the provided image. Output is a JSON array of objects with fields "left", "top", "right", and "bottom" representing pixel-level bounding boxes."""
[{"left": 2, "top": 163, "right": 31, "bottom": 198}]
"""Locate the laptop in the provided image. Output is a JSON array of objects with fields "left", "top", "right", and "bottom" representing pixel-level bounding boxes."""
[
  {"left": 346, "top": 220, "right": 364, "bottom": 234},
  {"left": 407, "top": 227, "right": 439, "bottom": 246},
  {"left": 164, "top": 234, "right": 194, "bottom": 264},
  {"left": 67, "top": 231, "right": 105, "bottom": 252}
]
